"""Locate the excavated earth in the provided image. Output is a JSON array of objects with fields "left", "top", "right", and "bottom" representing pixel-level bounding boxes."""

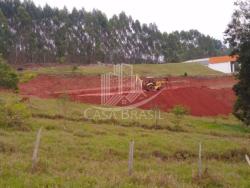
[{"left": 19, "top": 75, "right": 237, "bottom": 116}]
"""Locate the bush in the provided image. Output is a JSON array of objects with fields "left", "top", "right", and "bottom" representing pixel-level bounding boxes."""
[
  {"left": 19, "top": 72, "right": 37, "bottom": 83},
  {"left": 57, "top": 56, "right": 66, "bottom": 64},
  {"left": 0, "top": 100, "right": 31, "bottom": 128},
  {"left": 71, "top": 66, "right": 78, "bottom": 74},
  {"left": 0, "top": 57, "right": 19, "bottom": 90},
  {"left": 170, "top": 105, "right": 189, "bottom": 117},
  {"left": 170, "top": 105, "right": 190, "bottom": 126}
]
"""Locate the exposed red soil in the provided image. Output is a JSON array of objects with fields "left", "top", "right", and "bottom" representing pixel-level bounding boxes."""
[
  {"left": 17, "top": 74, "right": 237, "bottom": 116},
  {"left": 140, "top": 87, "right": 235, "bottom": 116},
  {"left": 19, "top": 75, "right": 102, "bottom": 98}
]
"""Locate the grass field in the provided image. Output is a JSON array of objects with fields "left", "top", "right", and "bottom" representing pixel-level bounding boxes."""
[
  {"left": 19, "top": 63, "right": 223, "bottom": 81},
  {"left": 0, "top": 92, "right": 249, "bottom": 188}
]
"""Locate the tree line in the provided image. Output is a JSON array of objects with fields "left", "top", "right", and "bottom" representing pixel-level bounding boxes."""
[
  {"left": 0, "top": 0, "right": 228, "bottom": 64},
  {"left": 225, "top": 0, "right": 250, "bottom": 125}
]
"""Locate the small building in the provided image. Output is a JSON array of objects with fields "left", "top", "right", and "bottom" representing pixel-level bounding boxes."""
[{"left": 208, "top": 55, "right": 239, "bottom": 74}]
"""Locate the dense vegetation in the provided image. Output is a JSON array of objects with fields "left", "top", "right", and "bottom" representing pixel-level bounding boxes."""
[
  {"left": 0, "top": 0, "right": 227, "bottom": 64},
  {"left": 0, "top": 56, "right": 18, "bottom": 90},
  {"left": 225, "top": 0, "right": 250, "bottom": 125}
]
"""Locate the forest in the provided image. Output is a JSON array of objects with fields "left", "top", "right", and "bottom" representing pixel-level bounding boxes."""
[{"left": 0, "top": 0, "right": 228, "bottom": 64}]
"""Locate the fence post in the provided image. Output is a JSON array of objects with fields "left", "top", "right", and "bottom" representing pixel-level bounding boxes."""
[
  {"left": 128, "top": 140, "right": 134, "bottom": 176},
  {"left": 32, "top": 127, "right": 42, "bottom": 172},
  {"left": 198, "top": 142, "right": 202, "bottom": 178},
  {"left": 246, "top": 154, "right": 250, "bottom": 167}
]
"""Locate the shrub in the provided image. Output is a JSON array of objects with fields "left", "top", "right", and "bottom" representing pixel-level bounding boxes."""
[
  {"left": 19, "top": 72, "right": 37, "bottom": 83},
  {"left": 170, "top": 105, "right": 189, "bottom": 117},
  {"left": 58, "top": 56, "right": 66, "bottom": 64},
  {"left": 0, "top": 100, "right": 31, "bottom": 128},
  {"left": 0, "top": 57, "right": 19, "bottom": 90},
  {"left": 72, "top": 66, "right": 78, "bottom": 73},
  {"left": 170, "top": 105, "right": 190, "bottom": 126}
]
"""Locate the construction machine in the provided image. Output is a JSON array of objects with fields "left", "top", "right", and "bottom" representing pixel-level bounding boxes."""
[{"left": 143, "top": 78, "right": 168, "bottom": 91}]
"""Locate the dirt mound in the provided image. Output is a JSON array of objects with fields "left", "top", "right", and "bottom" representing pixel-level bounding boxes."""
[
  {"left": 19, "top": 75, "right": 237, "bottom": 116},
  {"left": 140, "top": 87, "right": 234, "bottom": 116}
]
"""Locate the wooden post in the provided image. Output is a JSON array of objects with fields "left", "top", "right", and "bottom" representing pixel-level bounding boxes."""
[
  {"left": 128, "top": 140, "right": 134, "bottom": 176},
  {"left": 32, "top": 127, "right": 42, "bottom": 172},
  {"left": 198, "top": 142, "right": 202, "bottom": 178},
  {"left": 155, "top": 108, "right": 159, "bottom": 129},
  {"left": 246, "top": 154, "right": 250, "bottom": 167}
]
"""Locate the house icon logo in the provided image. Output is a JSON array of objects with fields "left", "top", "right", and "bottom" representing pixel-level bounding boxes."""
[{"left": 101, "top": 64, "right": 144, "bottom": 107}]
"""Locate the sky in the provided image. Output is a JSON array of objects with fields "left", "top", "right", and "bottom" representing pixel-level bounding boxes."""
[{"left": 32, "top": 0, "right": 236, "bottom": 41}]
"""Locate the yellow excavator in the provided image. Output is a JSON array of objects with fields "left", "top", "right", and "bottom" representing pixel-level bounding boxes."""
[{"left": 143, "top": 78, "right": 168, "bottom": 91}]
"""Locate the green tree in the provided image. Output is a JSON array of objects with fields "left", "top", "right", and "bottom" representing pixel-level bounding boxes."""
[
  {"left": 0, "top": 0, "right": 228, "bottom": 64},
  {"left": 0, "top": 9, "right": 10, "bottom": 58},
  {"left": 225, "top": 0, "right": 250, "bottom": 125},
  {"left": 0, "top": 56, "right": 19, "bottom": 90},
  {"left": 15, "top": 6, "right": 32, "bottom": 63}
]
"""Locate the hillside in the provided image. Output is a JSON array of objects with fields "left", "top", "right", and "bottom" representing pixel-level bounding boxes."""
[
  {"left": 19, "top": 63, "right": 223, "bottom": 78},
  {"left": 0, "top": 0, "right": 249, "bottom": 187},
  {"left": 0, "top": 93, "right": 249, "bottom": 187},
  {"left": 0, "top": 60, "right": 249, "bottom": 187}
]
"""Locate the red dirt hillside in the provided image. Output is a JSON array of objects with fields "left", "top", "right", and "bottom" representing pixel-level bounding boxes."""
[{"left": 19, "top": 75, "right": 237, "bottom": 116}]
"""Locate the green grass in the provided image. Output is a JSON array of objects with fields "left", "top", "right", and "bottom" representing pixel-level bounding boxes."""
[
  {"left": 19, "top": 63, "right": 223, "bottom": 78},
  {"left": 132, "top": 63, "right": 222, "bottom": 77},
  {"left": 18, "top": 72, "right": 38, "bottom": 83},
  {"left": 0, "top": 92, "right": 249, "bottom": 187}
]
